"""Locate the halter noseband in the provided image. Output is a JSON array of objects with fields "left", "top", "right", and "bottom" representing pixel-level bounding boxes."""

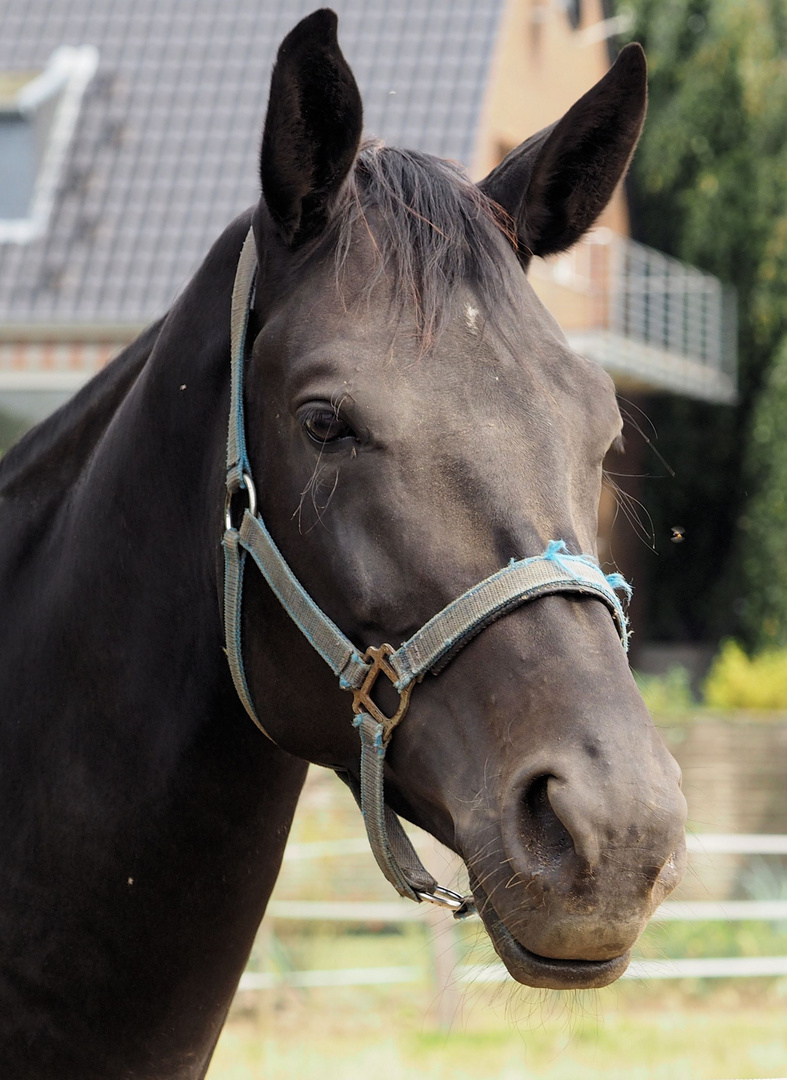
[{"left": 222, "top": 229, "right": 631, "bottom": 917}]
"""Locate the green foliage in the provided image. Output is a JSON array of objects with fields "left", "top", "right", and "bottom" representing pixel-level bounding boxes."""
[
  {"left": 635, "top": 665, "right": 695, "bottom": 713},
  {"left": 625, "top": 0, "right": 787, "bottom": 372},
  {"left": 738, "top": 336, "right": 787, "bottom": 645},
  {"left": 620, "top": 0, "right": 787, "bottom": 644},
  {"left": 704, "top": 639, "right": 787, "bottom": 708},
  {"left": 635, "top": 639, "right": 787, "bottom": 710}
]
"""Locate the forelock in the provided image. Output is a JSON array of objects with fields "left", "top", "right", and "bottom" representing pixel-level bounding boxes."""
[{"left": 332, "top": 141, "right": 519, "bottom": 346}]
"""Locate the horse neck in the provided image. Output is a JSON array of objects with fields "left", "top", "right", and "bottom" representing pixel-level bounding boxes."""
[
  {"left": 50, "top": 225, "right": 244, "bottom": 738},
  {"left": 0, "top": 215, "right": 308, "bottom": 1077},
  {"left": 38, "top": 212, "right": 308, "bottom": 822}
]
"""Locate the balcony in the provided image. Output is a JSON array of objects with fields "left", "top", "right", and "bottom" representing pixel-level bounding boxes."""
[{"left": 531, "top": 229, "right": 737, "bottom": 404}]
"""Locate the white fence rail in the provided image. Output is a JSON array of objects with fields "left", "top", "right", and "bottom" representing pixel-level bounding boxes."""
[
  {"left": 263, "top": 897, "right": 787, "bottom": 925},
  {"left": 240, "top": 834, "right": 787, "bottom": 992},
  {"left": 684, "top": 833, "right": 787, "bottom": 854}
]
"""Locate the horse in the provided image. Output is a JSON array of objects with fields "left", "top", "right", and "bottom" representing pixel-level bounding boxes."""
[{"left": 0, "top": 9, "right": 687, "bottom": 1078}]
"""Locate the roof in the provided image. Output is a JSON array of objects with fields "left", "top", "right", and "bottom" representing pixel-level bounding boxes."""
[{"left": 0, "top": 0, "right": 504, "bottom": 329}]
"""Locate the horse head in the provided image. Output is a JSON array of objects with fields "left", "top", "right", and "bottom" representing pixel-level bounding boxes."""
[{"left": 236, "top": 9, "right": 686, "bottom": 991}]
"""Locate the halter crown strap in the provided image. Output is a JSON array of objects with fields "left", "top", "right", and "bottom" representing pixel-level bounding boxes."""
[
  {"left": 221, "top": 228, "right": 632, "bottom": 914},
  {"left": 226, "top": 228, "right": 256, "bottom": 492}
]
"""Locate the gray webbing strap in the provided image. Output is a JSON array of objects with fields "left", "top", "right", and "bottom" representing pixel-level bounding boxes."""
[
  {"left": 222, "top": 528, "right": 274, "bottom": 740},
  {"left": 238, "top": 510, "right": 369, "bottom": 691},
  {"left": 351, "top": 713, "right": 437, "bottom": 901},
  {"left": 226, "top": 228, "right": 257, "bottom": 492},
  {"left": 390, "top": 549, "right": 629, "bottom": 688}
]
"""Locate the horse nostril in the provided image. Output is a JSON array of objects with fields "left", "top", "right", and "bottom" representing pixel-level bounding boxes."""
[
  {"left": 517, "top": 771, "right": 603, "bottom": 868},
  {"left": 523, "top": 774, "right": 573, "bottom": 859}
]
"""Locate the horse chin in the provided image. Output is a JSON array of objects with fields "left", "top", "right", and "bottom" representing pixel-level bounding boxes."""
[{"left": 469, "top": 873, "right": 631, "bottom": 990}]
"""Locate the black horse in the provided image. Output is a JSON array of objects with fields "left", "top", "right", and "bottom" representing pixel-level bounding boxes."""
[{"left": 0, "top": 11, "right": 686, "bottom": 1079}]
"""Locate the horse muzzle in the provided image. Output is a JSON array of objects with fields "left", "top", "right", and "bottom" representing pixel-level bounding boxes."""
[{"left": 459, "top": 747, "right": 688, "bottom": 989}]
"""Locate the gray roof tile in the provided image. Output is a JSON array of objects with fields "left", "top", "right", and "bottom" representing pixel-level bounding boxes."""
[{"left": 0, "top": 0, "right": 504, "bottom": 327}]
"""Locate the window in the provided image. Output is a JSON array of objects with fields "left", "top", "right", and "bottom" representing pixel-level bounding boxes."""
[
  {"left": 552, "top": 0, "right": 582, "bottom": 30},
  {"left": 562, "top": 0, "right": 582, "bottom": 30},
  {"left": 0, "top": 45, "right": 99, "bottom": 243}
]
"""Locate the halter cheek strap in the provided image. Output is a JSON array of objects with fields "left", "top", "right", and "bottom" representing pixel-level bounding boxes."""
[{"left": 222, "top": 229, "right": 632, "bottom": 916}]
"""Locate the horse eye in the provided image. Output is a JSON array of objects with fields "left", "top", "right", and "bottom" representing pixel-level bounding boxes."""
[{"left": 300, "top": 407, "right": 355, "bottom": 446}]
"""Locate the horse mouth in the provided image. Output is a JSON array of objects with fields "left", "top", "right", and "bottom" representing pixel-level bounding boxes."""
[{"left": 469, "top": 873, "right": 631, "bottom": 990}]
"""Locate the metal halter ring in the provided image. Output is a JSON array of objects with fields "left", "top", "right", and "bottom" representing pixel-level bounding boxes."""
[
  {"left": 224, "top": 473, "right": 258, "bottom": 532},
  {"left": 416, "top": 885, "right": 476, "bottom": 917}
]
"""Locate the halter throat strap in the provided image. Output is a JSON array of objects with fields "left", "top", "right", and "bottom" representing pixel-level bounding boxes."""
[{"left": 221, "top": 228, "right": 631, "bottom": 913}]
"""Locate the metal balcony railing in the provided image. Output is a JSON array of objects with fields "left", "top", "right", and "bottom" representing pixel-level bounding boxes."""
[{"left": 531, "top": 229, "right": 737, "bottom": 404}]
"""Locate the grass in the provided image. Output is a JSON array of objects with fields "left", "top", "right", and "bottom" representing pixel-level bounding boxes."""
[{"left": 208, "top": 981, "right": 787, "bottom": 1079}]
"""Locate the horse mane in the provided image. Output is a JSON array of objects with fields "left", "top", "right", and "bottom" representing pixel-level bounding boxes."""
[
  {"left": 0, "top": 319, "right": 162, "bottom": 497},
  {"left": 334, "top": 141, "right": 518, "bottom": 345}
]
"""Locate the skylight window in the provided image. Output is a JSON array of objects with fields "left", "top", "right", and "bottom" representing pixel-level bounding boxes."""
[{"left": 0, "top": 45, "right": 99, "bottom": 244}]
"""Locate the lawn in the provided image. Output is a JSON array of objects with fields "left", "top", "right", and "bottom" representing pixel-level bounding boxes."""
[{"left": 208, "top": 979, "right": 787, "bottom": 1079}]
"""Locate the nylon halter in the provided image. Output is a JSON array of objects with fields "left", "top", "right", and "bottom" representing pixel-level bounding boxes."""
[{"left": 222, "top": 228, "right": 632, "bottom": 917}]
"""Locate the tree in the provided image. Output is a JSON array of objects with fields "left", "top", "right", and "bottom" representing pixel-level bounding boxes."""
[{"left": 621, "top": 0, "right": 787, "bottom": 645}]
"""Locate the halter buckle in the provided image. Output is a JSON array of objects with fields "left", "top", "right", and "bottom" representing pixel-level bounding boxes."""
[{"left": 351, "top": 644, "right": 413, "bottom": 741}]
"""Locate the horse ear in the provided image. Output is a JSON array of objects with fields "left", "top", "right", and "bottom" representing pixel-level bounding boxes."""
[
  {"left": 478, "top": 43, "right": 647, "bottom": 264},
  {"left": 259, "top": 9, "right": 363, "bottom": 248}
]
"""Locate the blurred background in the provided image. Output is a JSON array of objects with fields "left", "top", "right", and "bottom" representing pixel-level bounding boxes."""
[{"left": 2, "top": 0, "right": 786, "bottom": 1076}]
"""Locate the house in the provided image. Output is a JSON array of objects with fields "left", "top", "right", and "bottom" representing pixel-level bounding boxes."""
[{"left": 0, "top": 0, "right": 735, "bottom": 437}]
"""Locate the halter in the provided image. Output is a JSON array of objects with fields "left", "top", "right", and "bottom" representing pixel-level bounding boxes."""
[{"left": 222, "top": 229, "right": 631, "bottom": 917}]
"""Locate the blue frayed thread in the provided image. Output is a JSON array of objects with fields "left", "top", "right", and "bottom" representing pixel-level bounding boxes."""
[
  {"left": 604, "top": 570, "right": 633, "bottom": 601},
  {"left": 340, "top": 652, "right": 368, "bottom": 691},
  {"left": 543, "top": 538, "right": 600, "bottom": 573},
  {"left": 540, "top": 539, "right": 631, "bottom": 649},
  {"left": 542, "top": 539, "right": 599, "bottom": 579},
  {"left": 542, "top": 539, "right": 633, "bottom": 602},
  {"left": 373, "top": 727, "right": 386, "bottom": 758},
  {"left": 543, "top": 538, "right": 570, "bottom": 560},
  {"left": 353, "top": 713, "right": 387, "bottom": 758}
]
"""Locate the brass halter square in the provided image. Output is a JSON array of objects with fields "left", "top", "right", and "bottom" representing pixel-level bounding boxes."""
[{"left": 351, "top": 644, "right": 413, "bottom": 741}]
